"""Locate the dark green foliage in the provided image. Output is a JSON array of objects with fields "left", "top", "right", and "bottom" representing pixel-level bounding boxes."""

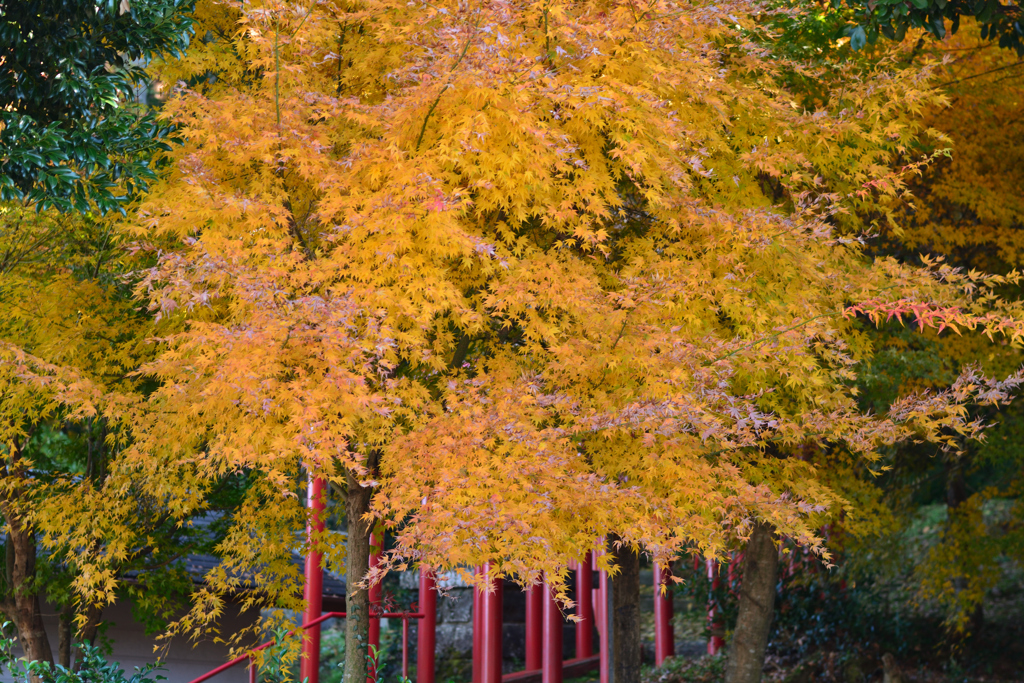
[
  {"left": 835, "top": 0, "right": 1024, "bottom": 55},
  {"left": 0, "top": 0, "right": 195, "bottom": 213},
  {"left": 0, "top": 624, "right": 165, "bottom": 683},
  {"left": 642, "top": 654, "right": 726, "bottom": 683},
  {"left": 671, "top": 521, "right": 1024, "bottom": 680},
  {"left": 259, "top": 626, "right": 302, "bottom": 683}
]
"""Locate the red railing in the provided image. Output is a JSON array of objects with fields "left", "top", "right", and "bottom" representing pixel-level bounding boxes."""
[{"left": 188, "top": 611, "right": 426, "bottom": 683}]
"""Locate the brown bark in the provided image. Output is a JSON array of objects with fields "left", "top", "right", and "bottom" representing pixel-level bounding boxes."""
[
  {"left": 77, "top": 602, "right": 104, "bottom": 647},
  {"left": 58, "top": 604, "right": 72, "bottom": 668},
  {"left": 343, "top": 457, "right": 377, "bottom": 683},
  {"left": 946, "top": 462, "right": 968, "bottom": 510},
  {"left": 1, "top": 518, "right": 53, "bottom": 671},
  {"left": 0, "top": 433, "right": 53, "bottom": 673},
  {"left": 71, "top": 602, "right": 104, "bottom": 671},
  {"left": 609, "top": 536, "right": 640, "bottom": 683},
  {"left": 724, "top": 523, "right": 779, "bottom": 683}
]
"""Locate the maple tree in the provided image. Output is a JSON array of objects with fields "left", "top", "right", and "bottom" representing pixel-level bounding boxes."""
[
  {"left": 894, "top": 24, "right": 1024, "bottom": 270},
  {"left": 5, "top": 3, "right": 1024, "bottom": 683},
  {"left": 856, "top": 19, "right": 1024, "bottom": 640},
  {"left": 0, "top": 202, "right": 251, "bottom": 673},
  {"left": 687, "top": 6, "right": 1024, "bottom": 664},
  {"left": 719, "top": 10, "right": 1024, "bottom": 655}
]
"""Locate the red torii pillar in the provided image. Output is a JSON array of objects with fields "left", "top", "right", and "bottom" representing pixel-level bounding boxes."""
[
  {"left": 301, "top": 476, "right": 326, "bottom": 683},
  {"left": 589, "top": 553, "right": 602, "bottom": 654},
  {"left": 541, "top": 575, "right": 563, "bottom": 683},
  {"left": 483, "top": 565, "right": 503, "bottom": 683},
  {"left": 473, "top": 565, "right": 503, "bottom": 683},
  {"left": 485, "top": 557, "right": 596, "bottom": 683},
  {"left": 576, "top": 554, "right": 594, "bottom": 658},
  {"left": 653, "top": 563, "right": 675, "bottom": 666},
  {"left": 472, "top": 568, "right": 482, "bottom": 683},
  {"left": 707, "top": 559, "right": 723, "bottom": 655},
  {"left": 525, "top": 584, "right": 542, "bottom": 670},
  {"left": 417, "top": 571, "right": 437, "bottom": 683}
]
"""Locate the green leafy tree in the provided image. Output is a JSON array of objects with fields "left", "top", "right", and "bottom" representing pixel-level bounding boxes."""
[
  {"left": 834, "top": 0, "right": 1023, "bottom": 54},
  {"left": 0, "top": 0, "right": 195, "bottom": 212}
]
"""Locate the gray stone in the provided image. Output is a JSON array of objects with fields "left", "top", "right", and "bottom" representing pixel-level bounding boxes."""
[
  {"left": 438, "top": 623, "right": 474, "bottom": 654},
  {"left": 399, "top": 569, "right": 475, "bottom": 591},
  {"left": 399, "top": 570, "right": 418, "bottom": 590},
  {"left": 675, "top": 640, "right": 707, "bottom": 659},
  {"left": 439, "top": 588, "right": 473, "bottom": 623}
]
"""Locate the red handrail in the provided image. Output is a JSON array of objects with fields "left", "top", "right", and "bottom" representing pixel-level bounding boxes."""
[{"left": 189, "top": 611, "right": 426, "bottom": 683}]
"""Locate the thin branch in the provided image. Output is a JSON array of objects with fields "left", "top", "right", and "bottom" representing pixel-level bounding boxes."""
[
  {"left": 415, "top": 18, "right": 480, "bottom": 152},
  {"left": 274, "top": 15, "right": 282, "bottom": 128},
  {"left": 610, "top": 310, "right": 633, "bottom": 350},
  {"left": 933, "top": 60, "right": 1024, "bottom": 89},
  {"left": 415, "top": 86, "right": 452, "bottom": 152},
  {"left": 705, "top": 312, "right": 835, "bottom": 367}
]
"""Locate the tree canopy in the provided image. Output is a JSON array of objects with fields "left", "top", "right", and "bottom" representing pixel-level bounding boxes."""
[
  {"left": 1, "top": 0, "right": 1023, "bottom": 679},
  {"left": 27, "top": 0, "right": 1016, "bottom": 611}
]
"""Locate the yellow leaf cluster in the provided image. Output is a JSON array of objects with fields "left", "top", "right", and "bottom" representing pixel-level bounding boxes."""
[{"left": 12, "top": 0, "right": 1024, "bottom": 629}]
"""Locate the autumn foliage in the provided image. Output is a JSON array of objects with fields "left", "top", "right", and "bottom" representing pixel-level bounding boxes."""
[{"left": 1, "top": 0, "right": 1023, "bottom": 675}]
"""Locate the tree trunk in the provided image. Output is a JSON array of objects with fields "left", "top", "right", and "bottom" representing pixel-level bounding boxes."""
[
  {"left": 0, "top": 435, "right": 54, "bottom": 674},
  {"left": 73, "top": 602, "right": 104, "bottom": 671},
  {"left": 2, "top": 517, "right": 53, "bottom": 671},
  {"left": 609, "top": 536, "right": 640, "bottom": 683},
  {"left": 724, "top": 523, "right": 778, "bottom": 683},
  {"left": 946, "top": 461, "right": 968, "bottom": 510},
  {"left": 78, "top": 602, "right": 104, "bottom": 646},
  {"left": 58, "top": 604, "right": 72, "bottom": 668},
  {"left": 344, "top": 465, "right": 375, "bottom": 683}
]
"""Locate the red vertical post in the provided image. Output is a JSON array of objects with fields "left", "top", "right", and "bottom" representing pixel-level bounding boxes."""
[
  {"left": 417, "top": 571, "right": 437, "bottom": 683},
  {"left": 249, "top": 658, "right": 257, "bottom": 683},
  {"left": 542, "top": 578, "right": 563, "bottom": 683},
  {"left": 525, "top": 584, "right": 543, "bottom": 670},
  {"left": 481, "top": 563, "right": 503, "bottom": 683},
  {"left": 575, "top": 555, "right": 594, "bottom": 659},
  {"left": 301, "top": 475, "right": 325, "bottom": 683},
  {"left": 598, "top": 564, "right": 610, "bottom": 683},
  {"left": 707, "top": 559, "right": 723, "bottom": 655},
  {"left": 654, "top": 564, "right": 675, "bottom": 666},
  {"left": 403, "top": 615, "right": 410, "bottom": 680},
  {"left": 472, "top": 567, "right": 483, "bottom": 683}
]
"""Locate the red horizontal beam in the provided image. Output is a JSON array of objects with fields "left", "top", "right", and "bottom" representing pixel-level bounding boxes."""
[
  {"left": 188, "top": 611, "right": 426, "bottom": 683},
  {"left": 502, "top": 656, "right": 601, "bottom": 683}
]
